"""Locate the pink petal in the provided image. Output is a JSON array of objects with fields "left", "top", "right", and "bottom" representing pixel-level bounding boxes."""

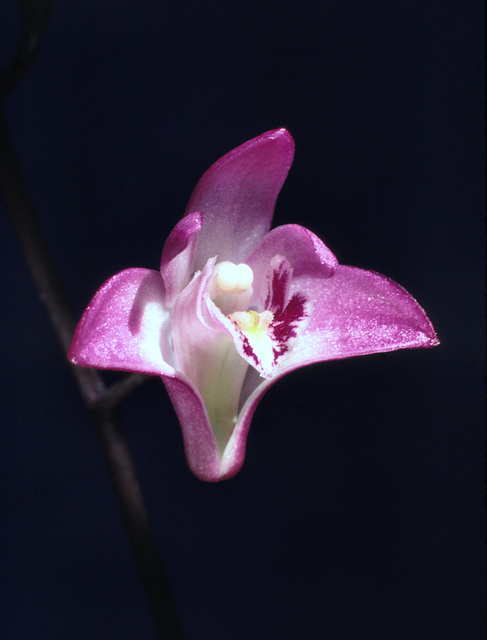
[
  {"left": 185, "top": 129, "right": 295, "bottom": 269},
  {"left": 283, "top": 265, "right": 439, "bottom": 370},
  {"left": 69, "top": 268, "right": 173, "bottom": 375},
  {"left": 163, "top": 370, "right": 254, "bottom": 482},
  {"left": 160, "top": 211, "right": 203, "bottom": 308},
  {"left": 170, "top": 258, "right": 221, "bottom": 386},
  {"left": 246, "top": 223, "right": 338, "bottom": 298},
  {"left": 220, "top": 374, "right": 272, "bottom": 480},
  {"left": 162, "top": 376, "right": 221, "bottom": 482}
]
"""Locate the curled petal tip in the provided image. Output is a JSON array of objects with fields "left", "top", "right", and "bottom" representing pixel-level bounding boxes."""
[{"left": 260, "top": 127, "right": 292, "bottom": 140}]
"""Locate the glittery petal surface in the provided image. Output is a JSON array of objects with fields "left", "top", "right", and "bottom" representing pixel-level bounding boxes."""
[
  {"left": 162, "top": 375, "right": 221, "bottom": 482},
  {"left": 185, "top": 128, "right": 295, "bottom": 270},
  {"left": 246, "top": 223, "right": 338, "bottom": 299},
  {"left": 283, "top": 264, "right": 439, "bottom": 370},
  {"left": 69, "top": 268, "right": 173, "bottom": 375}
]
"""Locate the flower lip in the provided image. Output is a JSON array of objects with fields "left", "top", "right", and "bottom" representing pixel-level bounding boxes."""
[{"left": 226, "top": 256, "right": 311, "bottom": 379}]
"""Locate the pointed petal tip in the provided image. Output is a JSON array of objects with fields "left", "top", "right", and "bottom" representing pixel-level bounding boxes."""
[
  {"left": 214, "top": 127, "right": 294, "bottom": 169},
  {"left": 263, "top": 127, "right": 293, "bottom": 141},
  {"left": 253, "top": 127, "right": 294, "bottom": 157},
  {"left": 423, "top": 326, "right": 440, "bottom": 348}
]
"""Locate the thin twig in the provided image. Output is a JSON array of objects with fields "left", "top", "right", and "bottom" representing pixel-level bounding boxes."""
[
  {"left": 0, "top": 0, "right": 55, "bottom": 99},
  {"left": 92, "top": 409, "right": 184, "bottom": 640},
  {"left": 1, "top": 4, "right": 184, "bottom": 638},
  {"left": 0, "top": 95, "right": 184, "bottom": 640},
  {"left": 0, "top": 110, "right": 105, "bottom": 404},
  {"left": 92, "top": 373, "right": 150, "bottom": 412}
]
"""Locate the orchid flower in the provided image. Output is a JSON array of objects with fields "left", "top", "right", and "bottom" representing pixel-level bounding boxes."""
[{"left": 69, "top": 129, "right": 439, "bottom": 481}]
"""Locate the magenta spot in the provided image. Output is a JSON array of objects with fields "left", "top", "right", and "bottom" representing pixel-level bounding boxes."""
[
  {"left": 265, "top": 261, "right": 291, "bottom": 312},
  {"left": 230, "top": 258, "right": 309, "bottom": 374},
  {"left": 241, "top": 334, "right": 260, "bottom": 367},
  {"left": 271, "top": 292, "right": 308, "bottom": 363}
]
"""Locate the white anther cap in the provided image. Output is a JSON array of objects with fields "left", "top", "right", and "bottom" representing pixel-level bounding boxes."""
[{"left": 214, "top": 262, "right": 254, "bottom": 295}]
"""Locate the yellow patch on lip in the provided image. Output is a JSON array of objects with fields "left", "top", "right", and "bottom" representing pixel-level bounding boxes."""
[{"left": 228, "top": 309, "right": 276, "bottom": 377}]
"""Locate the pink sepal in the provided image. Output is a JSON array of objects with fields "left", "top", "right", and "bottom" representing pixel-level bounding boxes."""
[
  {"left": 185, "top": 128, "right": 295, "bottom": 270},
  {"left": 282, "top": 265, "right": 439, "bottom": 372},
  {"left": 162, "top": 376, "right": 221, "bottom": 482},
  {"left": 69, "top": 268, "right": 172, "bottom": 375}
]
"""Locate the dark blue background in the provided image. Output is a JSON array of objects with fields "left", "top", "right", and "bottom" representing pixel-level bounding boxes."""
[{"left": 1, "top": 1, "right": 484, "bottom": 638}]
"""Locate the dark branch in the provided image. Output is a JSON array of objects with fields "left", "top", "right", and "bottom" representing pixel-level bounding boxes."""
[
  {"left": 0, "top": 4, "right": 184, "bottom": 637},
  {"left": 0, "top": 0, "right": 55, "bottom": 98},
  {"left": 93, "top": 409, "right": 185, "bottom": 640}
]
